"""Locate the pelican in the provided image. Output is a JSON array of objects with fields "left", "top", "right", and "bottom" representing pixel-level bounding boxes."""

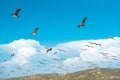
[
  {"left": 95, "top": 43, "right": 101, "bottom": 46},
  {"left": 11, "top": 70, "right": 14, "bottom": 73},
  {"left": 99, "top": 52, "right": 109, "bottom": 56},
  {"left": 32, "top": 27, "right": 39, "bottom": 35},
  {"left": 91, "top": 43, "right": 101, "bottom": 46},
  {"left": 88, "top": 42, "right": 101, "bottom": 46},
  {"left": 78, "top": 17, "right": 87, "bottom": 28},
  {"left": 0, "top": 72, "right": 2, "bottom": 74},
  {"left": 112, "top": 58, "right": 118, "bottom": 60},
  {"left": 88, "top": 42, "right": 93, "bottom": 44},
  {"left": 85, "top": 45, "right": 94, "bottom": 48},
  {"left": 52, "top": 58, "right": 60, "bottom": 61},
  {"left": 106, "top": 36, "right": 114, "bottom": 40},
  {"left": 46, "top": 48, "right": 52, "bottom": 53},
  {"left": 57, "top": 49, "right": 66, "bottom": 52},
  {"left": 10, "top": 53, "right": 15, "bottom": 57},
  {"left": 39, "top": 61, "right": 45, "bottom": 65},
  {"left": 4, "top": 59, "right": 7, "bottom": 62},
  {"left": 37, "top": 50, "right": 41, "bottom": 52},
  {"left": 82, "top": 48, "right": 87, "bottom": 51},
  {"left": 11, "top": 8, "right": 21, "bottom": 18},
  {"left": 16, "top": 65, "right": 22, "bottom": 70},
  {"left": 54, "top": 52, "right": 58, "bottom": 54}
]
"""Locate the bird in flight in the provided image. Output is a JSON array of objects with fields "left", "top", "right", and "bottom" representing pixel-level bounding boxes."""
[
  {"left": 10, "top": 53, "right": 15, "bottom": 57},
  {"left": 88, "top": 42, "right": 101, "bottom": 46},
  {"left": 11, "top": 8, "right": 21, "bottom": 18},
  {"left": 4, "top": 59, "right": 7, "bottom": 62},
  {"left": 82, "top": 48, "right": 87, "bottom": 51},
  {"left": 78, "top": 17, "right": 87, "bottom": 28},
  {"left": 31, "top": 27, "right": 39, "bottom": 35},
  {"left": 54, "top": 52, "right": 58, "bottom": 54},
  {"left": 46, "top": 48, "right": 52, "bottom": 53},
  {"left": 106, "top": 36, "right": 114, "bottom": 40},
  {"left": 57, "top": 49, "right": 66, "bottom": 52},
  {"left": 85, "top": 45, "right": 94, "bottom": 48},
  {"left": 38, "top": 61, "right": 45, "bottom": 65}
]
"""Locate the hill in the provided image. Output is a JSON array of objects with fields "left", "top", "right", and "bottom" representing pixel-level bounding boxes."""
[{"left": 0, "top": 68, "right": 120, "bottom": 80}]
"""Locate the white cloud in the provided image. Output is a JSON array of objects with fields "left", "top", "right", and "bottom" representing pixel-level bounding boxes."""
[
  {"left": 0, "top": 37, "right": 120, "bottom": 78},
  {"left": 8, "top": 39, "right": 40, "bottom": 48},
  {"left": 11, "top": 47, "right": 36, "bottom": 65},
  {"left": 0, "top": 39, "right": 45, "bottom": 65},
  {"left": 63, "top": 57, "right": 80, "bottom": 66}
]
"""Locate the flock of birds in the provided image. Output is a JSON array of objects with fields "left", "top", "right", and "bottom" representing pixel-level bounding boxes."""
[
  {"left": 0, "top": 8, "right": 117, "bottom": 77},
  {"left": 11, "top": 8, "right": 88, "bottom": 35},
  {"left": 1, "top": 8, "right": 88, "bottom": 61},
  {"left": 0, "top": 36, "right": 117, "bottom": 77}
]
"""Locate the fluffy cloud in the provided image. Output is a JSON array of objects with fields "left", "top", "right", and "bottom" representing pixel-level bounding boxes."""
[
  {"left": 0, "top": 39, "right": 45, "bottom": 65},
  {"left": 0, "top": 37, "right": 120, "bottom": 78},
  {"left": 63, "top": 57, "right": 80, "bottom": 66}
]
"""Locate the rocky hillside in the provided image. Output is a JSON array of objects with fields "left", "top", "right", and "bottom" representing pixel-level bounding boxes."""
[{"left": 1, "top": 68, "right": 120, "bottom": 80}]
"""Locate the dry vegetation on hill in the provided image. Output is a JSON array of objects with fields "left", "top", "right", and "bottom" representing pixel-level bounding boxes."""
[{"left": 1, "top": 68, "right": 120, "bottom": 80}]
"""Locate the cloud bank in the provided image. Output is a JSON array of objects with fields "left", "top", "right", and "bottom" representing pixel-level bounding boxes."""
[{"left": 0, "top": 37, "right": 120, "bottom": 78}]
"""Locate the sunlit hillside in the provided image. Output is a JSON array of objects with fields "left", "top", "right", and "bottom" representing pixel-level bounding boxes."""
[{"left": 1, "top": 68, "right": 120, "bottom": 80}]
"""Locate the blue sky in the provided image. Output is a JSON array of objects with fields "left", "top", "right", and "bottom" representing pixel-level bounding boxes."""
[
  {"left": 0, "top": 0, "right": 120, "bottom": 46},
  {"left": 0, "top": 0, "right": 120, "bottom": 78}
]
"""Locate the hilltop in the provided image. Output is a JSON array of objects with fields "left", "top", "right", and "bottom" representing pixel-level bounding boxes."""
[{"left": 1, "top": 68, "right": 120, "bottom": 80}]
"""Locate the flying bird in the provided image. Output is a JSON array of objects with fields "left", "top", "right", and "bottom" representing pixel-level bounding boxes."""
[
  {"left": 4, "top": 59, "right": 7, "bottom": 62},
  {"left": 106, "top": 36, "right": 114, "bottom": 40},
  {"left": 52, "top": 58, "right": 60, "bottom": 61},
  {"left": 38, "top": 61, "right": 45, "bottom": 65},
  {"left": 78, "top": 17, "right": 87, "bottom": 28},
  {"left": 10, "top": 53, "right": 15, "bottom": 57},
  {"left": 37, "top": 50, "right": 41, "bottom": 52},
  {"left": 111, "top": 55, "right": 117, "bottom": 57},
  {"left": 95, "top": 43, "right": 101, "bottom": 46},
  {"left": 11, "top": 8, "right": 21, "bottom": 18},
  {"left": 0, "top": 72, "right": 2, "bottom": 74},
  {"left": 31, "top": 27, "right": 39, "bottom": 35},
  {"left": 82, "top": 48, "right": 87, "bottom": 51},
  {"left": 92, "top": 43, "right": 101, "bottom": 46},
  {"left": 46, "top": 48, "right": 52, "bottom": 53},
  {"left": 99, "top": 52, "right": 109, "bottom": 56},
  {"left": 16, "top": 65, "right": 22, "bottom": 70},
  {"left": 88, "top": 42, "right": 101, "bottom": 46},
  {"left": 86, "top": 61, "right": 93, "bottom": 64},
  {"left": 54, "top": 52, "right": 58, "bottom": 54},
  {"left": 11, "top": 70, "right": 14, "bottom": 73},
  {"left": 85, "top": 45, "right": 94, "bottom": 48},
  {"left": 57, "top": 49, "right": 66, "bottom": 52},
  {"left": 112, "top": 58, "right": 118, "bottom": 60}
]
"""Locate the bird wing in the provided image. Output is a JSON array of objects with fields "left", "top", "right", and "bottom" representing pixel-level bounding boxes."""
[
  {"left": 46, "top": 48, "right": 52, "bottom": 53},
  {"left": 78, "top": 24, "right": 81, "bottom": 27},
  {"left": 34, "top": 27, "right": 39, "bottom": 33},
  {"left": 106, "top": 37, "right": 114, "bottom": 39},
  {"left": 15, "top": 9, "right": 21, "bottom": 15},
  {"left": 82, "top": 17, "right": 87, "bottom": 24},
  {"left": 46, "top": 49, "right": 49, "bottom": 53},
  {"left": 10, "top": 54, "right": 14, "bottom": 57}
]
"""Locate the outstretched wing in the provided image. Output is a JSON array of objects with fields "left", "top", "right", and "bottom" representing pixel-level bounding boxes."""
[
  {"left": 46, "top": 48, "right": 52, "bottom": 53},
  {"left": 10, "top": 53, "right": 15, "bottom": 57},
  {"left": 78, "top": 17, "right": 87, "bottom": 27},
  {"left": 78, "top": 24, "right": 81, "bottom": 27},
  {"left": 106, "top": 36, "right": 114, "bottom": 40},
  {"left": 15, "top": 9, "right": 21, "bottom": 15},
  {"left": 34, "top": 27, "right": 39, "bottom": 33},
  {"left": 82, "top": 17, "right": 87, "bottom": 24}
]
